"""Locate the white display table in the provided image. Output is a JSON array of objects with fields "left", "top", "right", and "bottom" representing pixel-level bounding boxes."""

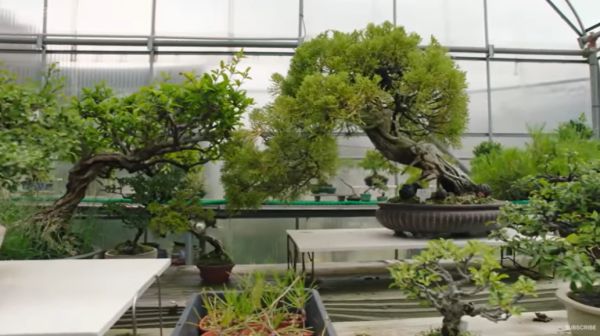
[
  {"left": 0, "top": 259, "right": 170, "bottom": 336},
  {"left": 287, "top": 228, "right": 505, "bottom": 278}
]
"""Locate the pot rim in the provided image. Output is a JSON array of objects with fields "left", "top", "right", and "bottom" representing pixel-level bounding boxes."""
[
  {"left": 556, "top": 284, "right": 600, "bottom": 315},
  {"left": 196, "top": 263, "right": 235, "bottom": 269},
  {"left": 377, "top": 201, "right": 506, "bottom": 210},
  {"left": 105, "top": 244, "right": 157, "bottom": 257}
]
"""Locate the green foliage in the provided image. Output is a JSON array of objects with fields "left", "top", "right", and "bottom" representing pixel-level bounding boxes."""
[
  {"left": 0, "top": 200, "right": 94, "bottom": 259},
  {"left": 390, "top": 240, "right": 535, "bottom": 335},
  {"left": 199, "top": 272, "right": 314, "bottom": 335},
  {"left": 495, "top": 165, "right": 600, "bottom": 299},
  {"left": 222, "top": 22, "right": 468, "bottom": 208},
  {"left": 472, "top": 141, "right": 502, "bottom": 158},
  {"left": 0, "top": 65, "right": 76, "bottom": 192},
  {"left": 358, "top": 149, "right": 400, "bottom": 175},
  {"left": 471, "top": 117, "right": 600, "bottom": 200}
]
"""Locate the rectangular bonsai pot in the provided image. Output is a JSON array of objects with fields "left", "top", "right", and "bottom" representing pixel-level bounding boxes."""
[{"left": 171, "top": 289, "right": 337, "bottom": 336}]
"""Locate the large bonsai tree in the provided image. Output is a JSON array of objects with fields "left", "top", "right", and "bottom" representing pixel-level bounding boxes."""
[
  {"left": 36, "top": 55, "right": 252, "bottom": 246},
  {"left": 222, "top": 22, "right": 482, "bottom": 208}
]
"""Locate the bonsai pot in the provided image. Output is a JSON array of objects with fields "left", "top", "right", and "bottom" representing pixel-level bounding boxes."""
[
  {"left": 337, "top": 195, "right": 346, "bottom": 201},
  {"left": 197, "top": 263, "right": 234, "bottom": 284},
  {"left": 360, "top": 193, "right": 372, "bottom": 202},
  {"left": 311, "top": 184, "right": 336, "bottom": 194},
  {"left": 347, "top": 195, "right": 361, "bottom": 201},
  {"left": 377, "top": 195, "right": 388, "bottom": 202},
  {"left": 171, "top": 289, "right": 337, "bottom": 336},
  {"left": 375, "top": 202, "right": 502, "bottom": 238},
  {"left": 557, "top": 286, "right": 600, "bottom": 336},
  {"left": 105, "top": 245, "right": 158, "bottom": 259}
]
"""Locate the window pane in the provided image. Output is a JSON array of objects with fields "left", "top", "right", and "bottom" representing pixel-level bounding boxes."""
[{"left": 0, "top": 0, "right": 43, "bottom": 34}]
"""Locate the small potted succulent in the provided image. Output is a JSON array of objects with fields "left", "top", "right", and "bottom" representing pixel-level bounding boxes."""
[
  {"left": 389, "top": 239, "right": 536, "bottom": 336},
  {"left": 171, "top": 272, "right": 336, "bottom": 336},
  {"left": 494, "top": 165, "right": 600, "bottom": 335},
  {"left": 148, "top": 170, "right": 234, "bottom": 284}
]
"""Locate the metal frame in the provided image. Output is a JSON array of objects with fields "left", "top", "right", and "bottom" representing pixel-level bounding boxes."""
[
  {"left": 0, "top": 0, "right": 597, "bottom": 142},
  {"left": 131, "top": 274, "right": 164, "bottom": 336}
]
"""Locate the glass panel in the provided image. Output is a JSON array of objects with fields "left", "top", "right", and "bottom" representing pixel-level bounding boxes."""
[
  {"left": 229, "top": 0, "right": 297, "bottom": 38},
  {"left": 458, "top": 61, "right": 489, "bottom": 133},
  {"left": 304, "top": 0, "right": 392, "bottom": 38},
  {"left": 0, "top": 0, "right": 43, "bottom": 34},
  {"left": 488, "top": 0, "right": 580, "bottom": 49},
  {"left": 490, "top": 61, "right": 591, "bottom": 133},
  {"left": 396, "top": 0, "right": 484, "bottom": 47},
  {"left": 568, "top": 0, "right": 600, "bottom": 30},
  {"left": 46, "top": 53, "right": 150, "bottom": 95},
  {"left": 0, "top": 53, "right": 42, "bottom": 80},
  {"left": 155, "top": 0, "right": 229, "bottom": 37},
  {"left": 47, "top": 0, "right": 151, "bottom": 35}
]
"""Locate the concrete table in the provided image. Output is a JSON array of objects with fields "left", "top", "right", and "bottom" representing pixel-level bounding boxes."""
[
  {"left": 287, "top": 228, "right": 506, "bottom": 279},
  {"left": 0, "top": 259, "right": 170, "bottom": 336}
]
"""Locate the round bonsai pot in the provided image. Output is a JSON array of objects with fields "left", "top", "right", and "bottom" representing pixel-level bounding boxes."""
[
  {"left": 557, "top": 286, "right": 600, "bottom": 336},
  {"left": 105, "top": 245, "right": 158, "bottom": 259},
  {"left": 197, "top": 263, "right": 234, "bottom": 284},
  {"left": 375, "top": 202, "right": 502, "bottom": 238}
]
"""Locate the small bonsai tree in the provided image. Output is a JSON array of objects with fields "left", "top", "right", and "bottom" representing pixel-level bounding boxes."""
[
  {"left": 494, "top": 164, "right": 600, "bottom": 306},
  {"left": 147, "top": 170, "right": 232, "bottom": 266},
  {"left": 103, "top": 166, "right": 189, "bottom": 255},
  {"left": 222, "top": 22, "right": 487, "bottom": 209},
  {"left": 31, "top": 54, "right": 251, "bottom": 253},
  {"left": 389, "top": 239, "right": 536, "bottom": 336},
  {"left": 358, "top": 149, "right": 400, "bottom": 198}
]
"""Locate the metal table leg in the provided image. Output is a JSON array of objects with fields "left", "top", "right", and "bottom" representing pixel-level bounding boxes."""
[
  {"left": 131, "top": 294, "right": 138, "bottom": 336},
  {"left": 156, "top": 275, "right": 163, "bottom": 336}
]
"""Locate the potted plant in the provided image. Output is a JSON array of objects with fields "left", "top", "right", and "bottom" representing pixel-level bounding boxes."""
[
  {"left": 494, "top": 164, "right": 600, "bottom": 335},
  {"left": 221, "top": 22, "right": 498, "bottom": 237},
  {"left": 389, "top": 239, "right": 536, "bottom": 336},
  {"left": 171, "top": 272, "right": 337, "bottom": 336},
  {"left": 358, "top": 149, "right": 399, "bottom": 202},
  {"left": 102, "top": 168, "right": 190, "bottom": 259},
  {"left": 339, "top": 178, "right": 362, "bottom": 202},
  {"left": 148, "top": 170, "right": 234, "bottom": 284}
]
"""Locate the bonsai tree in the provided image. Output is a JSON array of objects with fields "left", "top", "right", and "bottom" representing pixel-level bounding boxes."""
[
  {"left": 222, "top": 22, "right": 486, "bottom": 209},
  {"left": 103, "top": 166, "right": 190, "bottom": 256},
  {"left": 32, "top": 54, "right": 251, "bottom": 253},
  {"left": 0, "top": 65, "right": 73, "bottom": 194},
  {"left": 389, "top": 239, "right": 536, "bottom": 336},
  {"left": 494, "top": 164, "right": 600, "bottom": 306},
  {"left": 147, "top": 171, "right": 232, "bottom": 268},
  {"left": 358, "top": 149, "right": 400, "bottom": 199}
]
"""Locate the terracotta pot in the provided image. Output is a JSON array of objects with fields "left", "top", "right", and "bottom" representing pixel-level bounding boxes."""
[
  {"left": 105, "top": 245, "right": 158, "bottom": 259},
  {"left": 557, "top": 285, "right": 600, "bottom": 336},
  {"left": 375, "top": 202, "right": 502, "bottom": 238},
  {"left": 197, "top": 263, "right": 234, "bottom": 284}
]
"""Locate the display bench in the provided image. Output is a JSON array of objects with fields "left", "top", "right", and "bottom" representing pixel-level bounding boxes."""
[
  {"left": 0, "top": 259, "right": 170, "bottom": 336},
  {"left": 286, "top": 228, "right": 506, "bottom": 281}
]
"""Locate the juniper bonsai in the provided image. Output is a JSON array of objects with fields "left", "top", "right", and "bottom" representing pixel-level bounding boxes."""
[
  {"left": 389, "top": 239, "right": 536, "bottom": 336},
  {"left": 222, "top": 22, "right": 485, "bottom": 208}
]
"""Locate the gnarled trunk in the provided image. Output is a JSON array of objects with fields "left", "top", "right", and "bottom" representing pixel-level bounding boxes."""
[
  {"left": 35, "top": 153, "right": 150, "bottom": 234},
  {"left": 364, "top": 122, "right": 479, "bottom": 195},
  {"left": 441, "top": 314, "right": 463, "bottom": 336}
]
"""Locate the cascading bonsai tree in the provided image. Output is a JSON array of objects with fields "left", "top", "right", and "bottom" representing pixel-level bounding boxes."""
[
  {"left": 222, "top": 22, "right": 489, "bottom": 209},
  {"left": 148, "top": 170, "right": 233, "bottom": 279},
  {"left": 389, "top": 239, "right": 536, "bottom": 336},
  {"left": 29, "top": 54, "right": 252, "bottom": 254}
]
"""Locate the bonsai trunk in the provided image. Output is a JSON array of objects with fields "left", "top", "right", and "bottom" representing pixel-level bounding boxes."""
[
  {"left": 441, "top": 314, "right": 463, "bottom": 336},
  {"left": 35, "top": 153, "right": 150, "bottom": 234},
  {"left": 364, "top": 122, "right": 479, "bottom": 195}
]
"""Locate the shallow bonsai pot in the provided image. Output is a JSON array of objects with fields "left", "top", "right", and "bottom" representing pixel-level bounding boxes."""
[
  {"left": 375, "top": 202, "right": 502, "bottom": 238},
  {"left": 171, "top": 289, "right": 337, "bottom": 336},
  {"left": 197, "top": 263, "right": 234, "bottom": 284},
  {"left": 557, "top": 285, "right": 600, "bottom": 336},
  {"left": 64, "top": 247, "right": 106, "bottom": 259},
  {"left": 105, "top": 245, "right": 158, "bottom": 259},
  {"left": 360, "top": 193, "right": 372, "bottom": 202}
]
